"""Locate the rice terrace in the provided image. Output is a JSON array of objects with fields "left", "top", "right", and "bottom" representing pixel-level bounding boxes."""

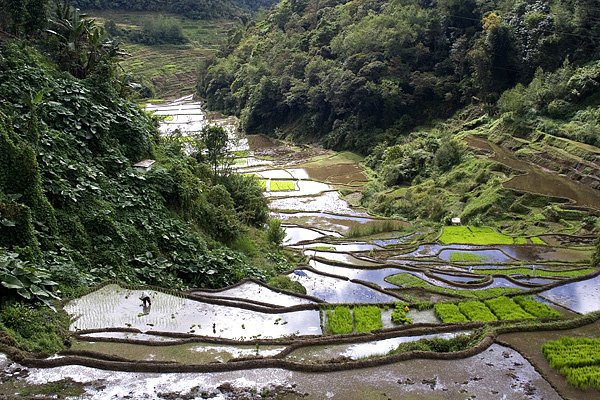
[{"left": 1, "top": 0, "right": 600, "bottom": 399}]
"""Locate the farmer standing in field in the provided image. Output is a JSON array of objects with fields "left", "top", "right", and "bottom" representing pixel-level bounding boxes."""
[{"left": 140, "top": 291, "right": 152, "bottom": 307}]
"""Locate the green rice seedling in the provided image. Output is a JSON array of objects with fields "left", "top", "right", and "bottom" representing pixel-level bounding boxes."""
[
  {"left": 513, "top": 296, "right": 561, "bottom": 318},
  {"left": 484, "top": 296, "right": 534, "bottom": 320},
  {"left": 434, "top": 303, "right": 468, "bottom": 323},
  {"left": 457, "top": 300, "right": 497, "bottom": 322},
  {"left": 439, "top": 226, "right": 527, "bottom": 245},
  {"left": 472, "top": 267, "right": 596, "bottom": 278},
  {"left": 326, "top": 306, "right": 353, "bottom": 334},
  {"left": 449, "top": 252, "right": 484, "bottom": 262},
  {"left": 257, "top": 179, "right": 267, "bottom": 190},
  {"left": 391, "top": 303, "right": 412, "bottom": 325},
  {"left": 354, "top": 306, "right": 383, "bottom": 333},
  {"left": 386, "top": 273, "right": 522, "bottom": 299},
  {"left": 270, "top": 180, "right": 295, "bottom": 191},
  {"left": 530, "top": 237, "right": 546, "bottom": 245},
  {"left": 561, "top": 366, "right": 600, "bottom": 390},
  {"left": 543, "top": 337, "right": 600, "bottom": 390}
]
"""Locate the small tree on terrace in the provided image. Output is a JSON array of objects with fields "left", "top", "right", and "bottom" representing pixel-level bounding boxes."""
[{"left": 199, "top": 125, "right": 231, "bottom": 179}]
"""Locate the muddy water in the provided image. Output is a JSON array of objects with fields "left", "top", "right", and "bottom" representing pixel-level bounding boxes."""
[
  {"left": 466, "top": 135, "right": 600, "bottom": 210},
  {"left": 16, "top": 344, "right": 561, "bottom": 399}
]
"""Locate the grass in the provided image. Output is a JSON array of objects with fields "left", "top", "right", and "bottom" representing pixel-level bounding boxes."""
[
  {"left": 472, "top": 267, "right": 596, "bottom": 278},
  {"left": 439, "top": 226, "right": 537, "bottom": 245},
  {"left": 326, "top": 306, "right": 353, "bottom": 334},
  {"left": 346, "top": 220, "right": 406, "bottom": 238},
  {"left": 449, "top": 252, "right": 484, "bottom": 262},
  {"left": 434, "top": 303, "right": 469, "bottom": 323},
  {"left": 484, "top": 296, "right": 535, "bottom": 320},
  {"left": 354, "top": 306, "right": 383, "bottom": 333},
  {"left": 531, "top": 237, "right": 546, "bottom": 245},
  {"left": 457, "top": 300, "right": 498, "bottom": 322},
  {"left": 513, "top": 296, "right": 561, "bottom": 318},
  {"left": 389, "top": 334, "right": 475, "bottom": 355},
  {"left": 385, "top": 273, "right": 522, "bottom": 299},
  {"left": 543, "top": 337, "right": 600, "bottom": 390},
  {"left": 269, "top": 180, "right": 296, "bottom": 191}
]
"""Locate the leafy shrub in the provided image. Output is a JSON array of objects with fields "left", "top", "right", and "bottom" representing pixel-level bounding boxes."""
[
  {"left": 391, "top": 303, "right": 412, "bottom": 325},
  {"left": 434, "top": 303, "right": 468, "bottom": 323},
  {"left": 327, "top": 306, "right": 353, "bottom": 334},
  {"left": 354, "top": 306, "right": 382, "bottom": 333},
  {"left": 266, "top": 219, "right": 286, "bottom": 246},
  {"left": 0, "top": 250, "right": 59, "bottom": 308},
  {"left": 0, "top": 302, "right": 70, "bottom": 353},
  {"left": 267, "top": 275, "right": 306, "bottom": 295}
]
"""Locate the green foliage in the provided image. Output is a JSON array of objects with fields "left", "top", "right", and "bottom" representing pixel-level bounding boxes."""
[
  {"left": 473, "top": 267, "right": 596, "bottom": 278},
  {"left": 439, "top": 226, "right": 524, "bottom": 245},
  {"left": 0, "top": 250, "right": 59, "bottom": 308},
  {"left": 513, "top": 296, "right": 561, "bottom": 319},
  {"left": 449, "top": 252, "right": 483, "bottom": 262},
  {"left": 346, "top": 220, "right": 405, "bottom": 238},
  {"left": 129, "top": 16, "right": 188, "bottom": 45},
  {"left": 543, "top": 337, "right": 600, "bottom": 390},
  {"left": 386, "top": 273, "right": 521, "bottom": 299},
  {"left": 198, "top": 125, "right": 231, "bottom": 179},
  {"left": 353, "top": 306, "right": 382, "bottom": 333},
  {"left": 389, "top": 334, "right": 475, "bottom": 355},
  {"left": 391, "top": 303, "right": 412, "bottom": 325},
  {"left": 457, "top": 300, "right": 497, "bottom": 322},
  {"left": 327, "top": 306, "right": 353, "bottom": 335},
  {"left": 267, "top": 275, "right": 306, "bottom": 295},
  {"left": 266, "top": 219, "right": 286, "bottom": 246},
  {"left": 593, "top": 236, "right": 600, "bottom": 267},
  {"left": 269, "top": 180, "right": 295, "bottom": 191},
  {"left": 0, "top": 302, "right": 70, "bottom": 353},
  {"left": 484, "top": 296, "right": 534, "bottom": 320},
  {"left": 434, "top": 303, "right": 468, "bottom": 323}
]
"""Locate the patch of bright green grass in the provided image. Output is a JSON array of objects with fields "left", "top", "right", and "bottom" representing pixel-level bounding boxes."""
[
  {"left": 543, "top": 337, "right": 600, "bottom": 390},
  {"left": 386, "top": 273, "right": 522, "bottom": 299},
  {"left": 327, "top": 306, "right": 353, "bottom": 334},
  {"left": 439, "top": 226, "right": 531, "bottom": 245},
  {"left": 312, "top": 245, "right": 336, "bottom": 251},
  {"left": 270, "top": 180, "right": 295, "bottom": 191},
  {"left": 457, "top": 300, "right": 497, "bottom": 322},
  {"left": 449, "top": 252, "right": 484, "bottom": 262},
  {"left": 513, "top": 296, "right": 561, "bottom": 318},
  {"left": 257, "top": 179, "right": 267, "bottom": 190},
  {"left": 531, "top": 237, "right": 546, "bottom": 245},
  {"left": 434, "top": 303, "right": 469, "bottom": 323},
  {"left": 484, "top": 296, "right": 534, "bottom": 320},
  {"left": 353, "top": 306, "right": 382, "bottom": 333},
  {"left": 472, "top": 267, "right": 596, "bottom": 278}
]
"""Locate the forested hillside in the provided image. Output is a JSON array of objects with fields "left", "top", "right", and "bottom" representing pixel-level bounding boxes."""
[
  {"left": 0, "top": 0, "right": 285, "bottom": 336},
  {"left": 199, "top": 0, "right": 600, "bottom": 152},
  {"left": 72, "top": 0, "right": 279, "bottom": 19}
]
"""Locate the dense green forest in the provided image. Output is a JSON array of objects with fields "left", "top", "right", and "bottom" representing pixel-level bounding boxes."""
[
  {"left": 199, "top": 0, "right": 600, "bottom": 152},
  {"left": 71, "top": 0, "right": 279, "bottom": 19},
  {"left": 200, "top": 0, "right": 600, "bottom": 227},
  {"left": 0, "top": 0, "right": 288, "bottom": 350}
]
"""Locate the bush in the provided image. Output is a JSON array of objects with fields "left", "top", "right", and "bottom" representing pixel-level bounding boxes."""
[
  {"left": 0, "top": 302, "right": 70, "bottom": 353},
  {"left": 391, "top": 303, "right": 412, "bottom": 325},
  {"left": 267, "top": 275, "right": 306, "bottom": 295},
  {"left": 266, "top": 219, "right": 286, "bottom": 246}
]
